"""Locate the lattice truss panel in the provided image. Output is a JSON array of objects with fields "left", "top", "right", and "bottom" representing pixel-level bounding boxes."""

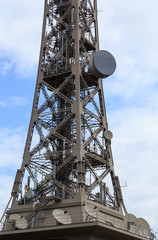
[{"left": 11, "top": 0, "right": 125, "bottom": 213}]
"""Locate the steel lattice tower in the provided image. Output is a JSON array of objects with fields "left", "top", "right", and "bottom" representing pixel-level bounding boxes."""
[{"left": 0, "top": 1, "right": 151, "bottom": 240}]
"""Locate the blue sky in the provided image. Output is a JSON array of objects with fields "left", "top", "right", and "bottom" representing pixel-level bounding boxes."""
[{"left": 0, "top": 0, "right": 158, "bottom": 233}]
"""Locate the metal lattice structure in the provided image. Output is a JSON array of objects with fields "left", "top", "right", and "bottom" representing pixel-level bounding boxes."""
[{"left": 0, "top": 0, "right": 132, "bottom": 234}]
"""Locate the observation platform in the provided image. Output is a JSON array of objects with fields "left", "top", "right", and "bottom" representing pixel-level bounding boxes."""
[{"left": 0, "top": 221, "right": 148, "bottom": 240}]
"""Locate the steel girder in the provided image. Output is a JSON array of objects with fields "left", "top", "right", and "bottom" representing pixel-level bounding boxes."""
[{"left": 4, "top": 0, "right": 127, "bottom": 225}]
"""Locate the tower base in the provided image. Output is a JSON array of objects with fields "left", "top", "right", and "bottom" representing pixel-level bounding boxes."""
[{"left": 0, "top": 221, "right": 147, "bottom": 240}]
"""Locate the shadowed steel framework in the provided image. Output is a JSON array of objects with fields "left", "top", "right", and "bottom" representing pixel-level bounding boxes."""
[{"left": 0, "top": 1, "right": 150, "bottom": 240}]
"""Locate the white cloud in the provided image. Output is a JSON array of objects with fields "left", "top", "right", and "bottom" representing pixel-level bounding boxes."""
[
  {"left": 0, "top": 127, "right": 27, "bottom": 221},
  {"left": 98, "top": 0, "right": 158, "bottom": 100},
  {"left": 109, "top": 104, "right": 158, "bottom": 230},
  {"left": 11, "top": 96, "right": 29, "bottom": 106},
  {"left": 0, "top": 127, "right": 26, "bottom": 168},
  {"left": 0, "top": 96, "right": 29, "bottom": 107},
  {"left": 0, "top": 101, "right": 7, "bottom": 107},
  {"left": 0, "top": 0, "right": 44, "bottom": 77},
  {"left": 97, "top": 0, "right": 158, "bottom": 231},
  {"left": 0, "top": 175, "right": 14, "bottom": 220},
  {"left": 0, "top": 61, "right": 13, "bottom": 75}
]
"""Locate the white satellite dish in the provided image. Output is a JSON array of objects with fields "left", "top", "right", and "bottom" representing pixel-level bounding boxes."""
[
  {"left": 138, "top": 217, "right": 150, "bottom": 237},
  {"left": 15, "top": 218, "right": 28, "bottom": 229},
  {"left": 84, "top": 204, "right": 98, "bottom": 218},
  {"left": 9, "top": 214, "right": 21, "bottom": 221},
  {"left": 124, "top": 213, "right": 139, "bottom": 233},
  {"left": 25, "top": 190, "right": 33, "bottom": 199},
  {"left": 105, "top": 130, "right": 113, "bottom": 140},
  {"left": 52, "top": 209, "right": 72, "bottom": 224}
]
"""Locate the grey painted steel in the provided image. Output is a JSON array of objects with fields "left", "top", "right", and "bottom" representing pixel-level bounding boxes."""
[
  {"left": 2, "top": 2, "right": 149, "bottom": 240},
  {"left": 0, "top": 222, "right": 149, "bottom": 240},
  {"left": 1, "top": 0, "right": 127, "bottom": 230}
]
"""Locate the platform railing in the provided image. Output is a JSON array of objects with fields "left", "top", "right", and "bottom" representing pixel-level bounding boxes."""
[{"left": 0, "top": 209, "right": 154, "bottom": 240}]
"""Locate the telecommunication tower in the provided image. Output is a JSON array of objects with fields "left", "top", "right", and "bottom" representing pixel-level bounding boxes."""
[{"left": 0, "top": 1, "right": 152, "bottom": 240}]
